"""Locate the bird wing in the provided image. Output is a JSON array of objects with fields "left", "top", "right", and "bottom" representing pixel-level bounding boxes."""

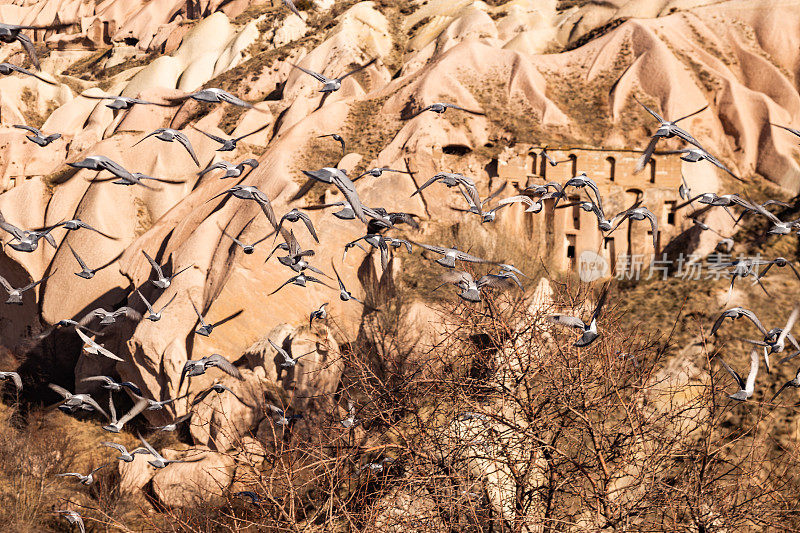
[
  {"left": 413, "top": 241, "right": 448, "bottom": 255},
  {"left": 191, "top": 126, "right": 227, "bottom": 144},
  {"left": 476, "top": 274, "right": 518, "bottom": 291},
  {"left": 83, "top": 395, "right": 110, "bottom": 420},
  {"left": 252, "top": 189, "right": 279, "bottom": 230},
  {"left": 640, "top": 208, "right": 659, "bottom": 251},
  {"left": 136, "top": 290, "right": 155, "bottom": 314},
  {"left": 740, "top": 309, "right": 769, "bottom": 336},
  {"left": 702, "top": 150, "right": 741, "bottom": 181},
  {"left": 283, "top": 0, "right": 303, "bottom": 18},
  {"left": 268, "top": 338, "right": 291, "bottom": 361},
  {"left": 337, "top": 58, "right": 377, "bottom": 81},
  {"left": 168, "top": 264, "right": 193, "bottom": 281},
  {"left": 81, "top": 375, "right": 112, "bottom": 385},
  {"left": 142, "top": 250, "right": 163, "bottom": 278},
  {"left": 217, "top": 91, "right": 254, "bottom": 108},
  {"left": 331, "top": 262, "right": 346, "bottom": 291},
  {"left": 633, "top": 96, "right": 665, "bottom": 123},
  {"left": 410, "top": 175, "right": 440, "bottom": 196},
  {"left": 497, "top": 195, "right": 534, "bottom": 208},
  {"left": 77, "top": 309, "right": 103, "bottom": 328},
  {"left": 101, "top": 441, "right": 127, "bottom": 454},
  {"left": 269, "top": 277, "right": 296, "bottom": 295},
  {"left": 16, "top": 33, "right": 40, "bottom": 70},
  {"left": 290, "top": 62, "right": 330, "bottom": 83},
  {"left": 296, "top": 211, "right": 319, "bottom": 242},
  {"left": 4, "top": 372, "right": 22, "bottom": 390},
  {"left": 234, "top": 123, "right": 269, "bottom": 142},
  {"left": 719, "top": 358, "right": 746, "bottom": 391},
  {"left": 13, "top": 124, "right": 39, "bottom": 135},
  {"left": 332, "top": 175, "right": 368, "bottom": 223},
  {"left": 454, "top": 250, "right": 494, "bottom": 264},
  {"left": 189, "top": 298, "right": 208, "bottom": 327},
  {"left": 673, "top": 105, "right": 709, "bottom": 124},
  {"left": 117, "top": 397, "right": 150, "bottom": 427},
  {"left": 19, "top": 271, "right": 55, "bottom": 293},
  {"left": 634, "top": 136, "right": 659, "bottom": 174},
  {"left": 174, "top": 131, "right": 200, "bottom": 166},
  {"left": 744, "top": 349, "right": 759, "bottom": 395},
  {"left": 206, "top": 354, "right": 243, "bottom": 380},
  {"left": 198, "top": 161, "right": 227, "bottom": 177},
  {"left": 157, "top": 293, "right": 177, "bottom": 314},
  {"left": 778, "top": 307, "right": 800, "bottom": 347},
  {"left": 443, "top": 103, "right": 485, "bottom": 115},
  {"left": 113, "top": 307, "right": 142, "bottom": 322},
  {"left": 591, "top": 282, "right": 610, "bottom": 323},
  {"left": 76, "top": 327, "right": 123, "bottom": 361},
  {"left": 131, "top": 130, "right": 161, "bottom": 148},
  {"left": 0, "top": 273, "right": 13, "bottom": 293},
  {"left": 673, "top": 126, "right": 705, "bottom": 151},
  {"left": 137, "top": 433, "right": 160, "bottom": 458},
  {"left": 548, "top": 315, "right": 586, "bottom": 330},
  {"left": 48, "top": 383, "right": 71, "bottom": 399},
  {"left": 191, "top": 388, "right": 213, "bottom": 406}
]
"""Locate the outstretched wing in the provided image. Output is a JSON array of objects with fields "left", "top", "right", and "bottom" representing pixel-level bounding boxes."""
[
  {"left": 337, "top": 58, "right": 377, "bottom": 81},
  {"left": 206, "top": 354, "right": 244, "bottom": 380},
  {"left": 289, "top": 62, "right": 329, "bottom": 83}
]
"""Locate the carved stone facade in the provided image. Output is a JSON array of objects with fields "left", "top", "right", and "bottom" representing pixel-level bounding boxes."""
[{"left": 492, "top": 145, "right": 686, "bottom": 276}]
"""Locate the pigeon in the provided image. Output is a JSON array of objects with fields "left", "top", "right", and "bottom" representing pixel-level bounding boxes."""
[
  {"left": 57, "top": 464, "right": 110, "bottom": 485},
  {"left": 133, "top": 128, "right": 200, "bottom": 166},
  {"left": 290, "top": 58, "right": 376, "bottom": 92},
  {"left": 413, "top": 242, "right": 496, "bottom": 269},
  {"left": 136, "top": 290, "right": 177, "bottom": 322},
  {"left": 55, "top": 218, "right": 117, "bottom": 240},
  {"left": 169, "top": 88, "right": 261, "bottom": 110},
  {"left": 318, "top": 133, "right": 346, "bottom": 156},
  {"left": 192, "top": 123, "right": 269, "bottom": 152},
  {"left": 633, "top": 96, "right": 708, "bottom": 173},
  {"left": 190, "top": 299, "right": 243, "bottom": 337},
  {"left": 13, "top": 124, "right": 60, "bottom": 146},
  {"left": 407, "top": 102, "right": 485, "bottom": 119},
  {"left": 301, "top": 167, "right": 369, "bottom": 223},
  {"left": 179, "top": 354, "right": 243, "bottom": 390},
  {"left": 0, "top": 271, "right": 54, "bottom": 304},
  {"left": 433, "top": 271, "right": 518, "bottom": 303},
  {"left": 340, "top": 401, "right": 360, "bottom": 429},
  {"left": 151, "top": 412, "right": 194, "bottom": 432},
  {"left": 75, "top": 327, "right": 124, "bottom": 361},
  {"left": 276, "top": 209, "right": 319, "bottom": 243},
  {"left": 137, "top": 433, "right": 201, "bottom": 468},
  {"left": 101, "top": 441, "right": 151, "bottom": 463},
  {"left": 103, "top": 393, "right": 149, "bottom": 433},
  {"left": 48, "top": 383, "right": 109, "bottom": 419},
  {"left": 548, "top": 283, "right": 609, "bottom": 347},
  {"left": 53, "top": 510, "right": 85, "bottom": 533},
  {"left": 82, "top": 375, "right": 142, "bottom": 396},
  {"left": 199, "top": 158, "right": 258, "bottom": 179},
  {"left": 266, "top": 404, "right": 303, "bottom": 426},
  {"left": 0, "top": 21, "right": 72, "bottom": 69},
  {"left": 270, "top": 273, "right": 334, "bottom": 295},
  {"left": 309, "top": 302, "right": 329, "bottom": 326},
  {"left": 80, "top": 93, "right": 165, "bottom": 110},
  {"left": 719, "top": 350, "right": 760, "bottom": 401},
  {"left": 219, "top": 223, "right": 270, "bottom": 255},
  {"left": 78, "top": 306, "right": 141, "bottom": 327},
  {"left": 269, "top": 339, "right": 313, "bottom": 368},
  {"left": 142, "top": 250, "right": 193, "bottom": 289},
  {"left": 191, "top": 384, "right": 252, "bottom": 407}
]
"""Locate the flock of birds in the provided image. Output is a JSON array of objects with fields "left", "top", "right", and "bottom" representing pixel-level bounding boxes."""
[{"left": 0, "top": 6, "right": 799, "bottom": 531}]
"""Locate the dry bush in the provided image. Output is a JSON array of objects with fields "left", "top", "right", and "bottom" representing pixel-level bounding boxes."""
[{"left": 83, "top": 278, "right": 800, "bottom": 531}]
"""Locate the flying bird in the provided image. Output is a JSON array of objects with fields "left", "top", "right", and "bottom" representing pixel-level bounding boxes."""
[
  {"left": 191, "top": 383, "right": 252, "bottom": 407},
  {"left": 133, "top": 128, "right": 200, "bottom": 166},
  {"left": 219, "top": 223, "right": 270, "bottom": 255},
  {"left": 0, "top": 61, "right": 55, "bottom": 83},
  {"left": 269, "top": 338, "right": 313, "bottom": 368},
  {"left": 101, "top": 441, "right": 151, "bottom": 463},
  {"left": 192, "top": 123, "right": 269, "bottom": 152},
  {"left": 710, "top": 307, "right": 768, "bottom": 337},
  {"left": 75, "top": 327, "right": 124, "bottom": 362},
  {"left": 309, "top": 302, "right": 328, "bottom": 326},
  {"left": 659, "top": 147, "right": 741, "bottom": 181},
  {"left": 406, "top": 102, "right": 485, "bottom": 119},
  {"left": 82, "top": 375, "right": 142, "bottom": 396},
  {"left": 301, "top": 167, "right": 369, "bottom": 223},
  {"left": 270, "top": 273, "right": 334, "bottom": 295},
  {"left": 413, "top": 242, "right": 496, "bottom": 269},
  {"left": 48, "top": 383, "right": 109, "bottom": 419},
  {"left": 318, "top": 133, "right": 346, "bottom": 156},
  {"left": 0, "top": 371, "right": 21, "bottom": 391},
  {"left": 78, "top": 306, "right": 141, "bottom": 327},
  {"left": 13, "top": 124, "right": 60, "bottom": 146},
  {"left": 719, "top": 350, "right": 760, "bottom": 401},
  {"left": 267, "top": 404, "right": 303, "bottom": 426},
  {"left": 548, "top": 283, "right": 609, "bottom": 347},
  {"left": 607, "top": 204, "right": 659, "bottom": 253},
  {"left": 70, "top": 155, "right": 184, "bottom": 189},
  {"left": 136, "top": 290, "right": 177, "bottom": 322},
  {"left": 80, "top": 93, "right": 164, "bottom": 110},
  {"left": 633, "top": 95, "right": 708, "bottom": 173},
  {"left": 137, "top": 433, "right": 201, "bottom": 468},
  {"left": 199, "top": 158, "right": 258, "bottom": 178},
  {"left": 331, "top": 262, "right": 369, "bottom": 306},
  {"left": 170, "top": 88, "right": 261, "bottom": 110},
  {"left": 433, "top": 271, "right": 518, "bottom": 303},
  {"left": 104, "top": 388, "right": 147, "bottom": 433},
  {"left": 151, "top": 412, "right": 193, "bottom": 432},
  {"left": 190, "top": 300, "right": 243, "bottom": 337},
  {"left": 0, "top": 271, "right": 54, "bottom": 304},
  {"left": 179, "top": 353, "right": 243, "bottom": 390},
  {"left": 290, "top": 57, "right": 376, "bottom": 92},
  {"left": 56, "top": 218, "right": 117, "bottom": 239},
  {"left": 276, "top": 209, "right": 319, "bottom": 243},
  {"left": 0, "top": 212, "right": 58, "bottom": 252},
  {"left": 142, "top": 250, "right": 193, "bottom": 289},
  {"left": 53, "top": 510, "right": 85, "bottom": 533},
  {"left": 772, "top": 366, "right": 800, "bottom": 403},
  {"left": 0, "top": 21, "right": 72, "bottom": 69},
  {"left": 207, "top": 185, "right": 280, "bottom": 230}
]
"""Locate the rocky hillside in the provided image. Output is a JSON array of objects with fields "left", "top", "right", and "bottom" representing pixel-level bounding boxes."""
[{"left": 1, "top": 0, "right": 800, "bottom": 530}]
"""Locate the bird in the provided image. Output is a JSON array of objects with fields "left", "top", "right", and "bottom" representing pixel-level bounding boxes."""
[
  {"left": 0, "top": 212, "right": 59, "bottom": 252},
  {"left": 142, "top": 251, "right": 193, "bottom": 289},
  {"left": 557, "top": 173, "right": 604, "bottom": 211},
  {"left": 133, "top": 128, "right": 200, "bottom": 166},
  {"left": 413, "top": 242, "right": 496, "bottom": 269},
  {"left": 270, "top": 272, "right": 335, "bottom": 295},
  {"left": 207, "top": 185, "right": 280, "bottom": 230},
  {"left": 192, "top": 123, "right": 269, "bottom": 152},
  {"left": 70, "top": 155, "right": 184, "bottom": 189},
  {"left": 719, "top": 350, "right": 760, "bottom": 401},
  {"left": 190, "top": 299, "right": 243, "bottom": 337},
  {"left": 0, "top": 61, "right": 55, "bottom": 83},
  {"left": 276, "top": 209, "right": 319, "bottom": 243},
  {"left": 48, "top": 383, "right": 109, "bottom": 419},
  {"left": 80, "top": 93, "right": 164, "bottom": 110},
  {"left": 556, "top": 199, "right": 614, "bottom": 231},
  {"left": 267, "top": 404, "right": 302, "bottom": 426},
  {"left": 179, "top": 353, "right": 243, "bottom": 390},
  {"left": 331, "top": 262, "right": 369, "bottom": 306},
  {"left": 269, "top": 339, "right": 313, "bottom": 368},
  {"left": 340, "top": 402, "right": 360, "bottom": 429},
  {"left": 0, "top": 371, "right": 21, "bottom": 391},
  {"left": 191, "top": 383, "right": 252, "bottom": 407},
  {"left": 290, "top": 57, "right": 376, "bottom": 92},
  {"left": 710, "top": 307, "right": 768, "bottom": 337},
  {"left": 433, "top": 271, "right": 518, "bottom": 303},
  {"left": 755, "top": 257, "right": 800, "bottom": 281},
  {"left": 57, "top": 463, "right": 110, "bottom": 485},
  {"left": 301, "top": 167, "right": 369, "bottom": 223},
  {"left": 548, "top": 283, "right": 609, "bottom": 347},
  {"left": 56, "top": 218, "right": 117, "bottom": 239},
  {"left": 356, "top": 167, "right": 413, "bottom": 180},
  {"left": 219, "top": 223, "right": 270, "bottom": 255},
  {"left": 309, "top": 302, "right": 328, "bottom": 326},
  {"left": 151, "top": 412, "right": 193, "bottom": 432},
  {"left": 412, "top": 172, "right": 481, "bottom": 209},
  {"left": 75, "top": 327, "right": 123, "bottom": 361},
  {"left": 453, "top": 182, "right": 509, "bottom": 223},
  {"left": 458, "top": 412, "right": 489, "bottom": 422},
  {"left": 318, "top": 133, "right": 346, "bottom": 156},
  {"left": 406, "top": 102, "right": 485, "bottom": 119},
  {"left": 136, "top": 290, "right": 177, "bottom": 322},
  {"left": 282, "top": 0, "right": 304, "bottom": 19},
  {"left": 607, "top": 204, "right": 659, "bottom": 253},
  {"left": 495, "top": 195, "right": 546, "bottom": 214},
  {"left": 236, "top": 491, "right": 264, "bottom": 505},
  {"left": 659, "top": 147, "right": 741, "bottom": 181},
  {"left": 633, "top": 96, "right": 708, "bottom": 173},
  {"left": 82, "top": 375, "right": 142, "bottom": 396},
  {"left": 199, "top": 158, "right": 258, "bottom": 178},
  {"left": 53, "top": 510, "right": 85, "bottom": 533},
  {"left": 0, "top": 271, "right": 54, "bottom": 304},
  {"left": 772, "top": 366, "right": 800, "bottom": 402},
  {"left": 13, "top": 124, "right": 60, "bottom": 146},
  {"left": 136, "top": 393, "right": 189, "bottom": 411},
  {"left": 172, "top": 88, "right": 262, "bottom": 110},
  {"left": 361, "top": 457, "right": 394, "bottom": 473},
  {"left": 79, "top": 306, "right": 141, "bottom": 327},
  {"left": 137, "top": 433, "right": 200, "bottom": 468},
  {"left": 744, "top": 307, "right": 800, "bottom": 363},
  {"left": 770, "top": 122, "right": 800, "bottom": 142},
  {"left": 0, "top": 22, "right": 71, "bottom": 69},
  {"left": 540, "top": 147, "right": 571, "bottom": 167},
  {"left": 101, "top": 441, "right": 151, "bottom": 463}
]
